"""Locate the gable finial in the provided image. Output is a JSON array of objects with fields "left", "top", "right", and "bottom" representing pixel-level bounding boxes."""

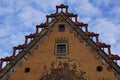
[
  {"left": 0, "top": 56, "right": 15, "bottom": 72},
  {"left": 36, "top": 23, "right": 48, "bottom": 33},
  {"left": 66, "top": 13, "right": 78, "bottom": 22},
  {"left": 46, "top": 13, "right": 57, "bottom": 23},
  {"left": 56, "top": 4, "right": 68, "bottom": 14}
]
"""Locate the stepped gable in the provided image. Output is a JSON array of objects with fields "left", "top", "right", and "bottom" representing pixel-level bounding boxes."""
[{"left": 0, "top": 4, "right": 120, "bottom": 79}]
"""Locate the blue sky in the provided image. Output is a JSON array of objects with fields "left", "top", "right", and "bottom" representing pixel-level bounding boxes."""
[{"left": 0, "top": 0, "right": 120, "bottom": 65}]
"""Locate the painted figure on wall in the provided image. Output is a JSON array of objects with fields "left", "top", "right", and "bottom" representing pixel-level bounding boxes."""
[{"left": 40, "top": 57, "right": 89, "bottom": 80}]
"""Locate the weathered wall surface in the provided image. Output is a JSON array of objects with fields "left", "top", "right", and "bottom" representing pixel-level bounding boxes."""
[{"left": 9, "top": 21, "right": 118, "bottom": 80}]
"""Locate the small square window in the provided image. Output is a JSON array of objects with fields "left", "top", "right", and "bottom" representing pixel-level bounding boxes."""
[
  {"left": 59, "top": 25, "right": 65, "bottom": 32},
  {"left": 55, "top": 43, "right": 67, "bottom": 54}
]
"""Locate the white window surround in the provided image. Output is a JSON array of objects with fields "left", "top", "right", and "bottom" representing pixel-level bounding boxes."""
[{"left": 55, "top": 43, "right": 68, "bottom": 54}]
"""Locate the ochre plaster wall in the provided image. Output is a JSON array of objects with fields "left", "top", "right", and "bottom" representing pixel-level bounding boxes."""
[{"left": 9, "top": 21, "right": 118, "bottom": 80}]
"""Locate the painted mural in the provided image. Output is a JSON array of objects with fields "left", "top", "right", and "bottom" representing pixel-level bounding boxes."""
[{"left": 39, "top": 57, "right": 90, "bottom": 80}]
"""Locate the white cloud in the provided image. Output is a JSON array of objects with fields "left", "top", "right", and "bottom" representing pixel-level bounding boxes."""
[
  {"left": 9, "top": 32, "right": 26, "bottom": 46},
  {"left": 0, "top": 51, "right": 10, "bottom": 58},
  {"left": 90, "top": 0, "right": 111, "bottom": 7},
  {"left": 67, "top": 0, "right": 102, "bottom": 17},
  {"left": 109, "top": 7, "right": 120, "bottom": 24},
  {"left": 20, "top": 0, "right": 65, "bottom": 14},
  {"left": 0, "top": 25, "right": 14, "bottom": 37},
  {"left": 0, "top": 31, "right": 30, "bottom": 58},
  {"left": 17, "top": 5, "right": 47, "bottom": 28},
  {"left": 112, "top": 7, "right": 120, "bottom": 17},
  {"left": 112, "top": 42, "right": 120, "bottom": 54},
  {"left": 0, "top": 7, "right": 15, "bottom": 17},
  {"left": 110, "top": 0, "right": 120, "bottom": 6},
  {"left": 78, "top": 16, "right": 91, "bottom": 23},
  {"left": 88, "top": 18, "right": 120, "bottom": 59},
  {"left": 91, "top": 18, "right": 120, "bottom": 44}
]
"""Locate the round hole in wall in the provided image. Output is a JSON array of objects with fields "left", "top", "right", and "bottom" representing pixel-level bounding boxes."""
[
  {"left": 96, "top": 66, "right": 103, "bottom": 72},
  {"left": 24, "top": 67, "right": 30, "bottom": 73}
]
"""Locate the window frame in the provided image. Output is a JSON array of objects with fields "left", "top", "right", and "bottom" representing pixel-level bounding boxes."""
[{"left": 55, "top": 43, "right": 68, "bottom": 55}]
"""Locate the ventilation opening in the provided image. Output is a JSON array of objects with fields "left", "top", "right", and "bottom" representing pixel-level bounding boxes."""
[
  {"left": 24, "top": 67, "right": 30, "bottom": 73},
  {"left": 96, "top": 66, "right": 103, "bottom": 72}
]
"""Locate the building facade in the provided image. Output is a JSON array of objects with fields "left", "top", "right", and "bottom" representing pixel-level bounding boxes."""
[{"left": 0, "top": 4, "right": 120, "bottom": 80}]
